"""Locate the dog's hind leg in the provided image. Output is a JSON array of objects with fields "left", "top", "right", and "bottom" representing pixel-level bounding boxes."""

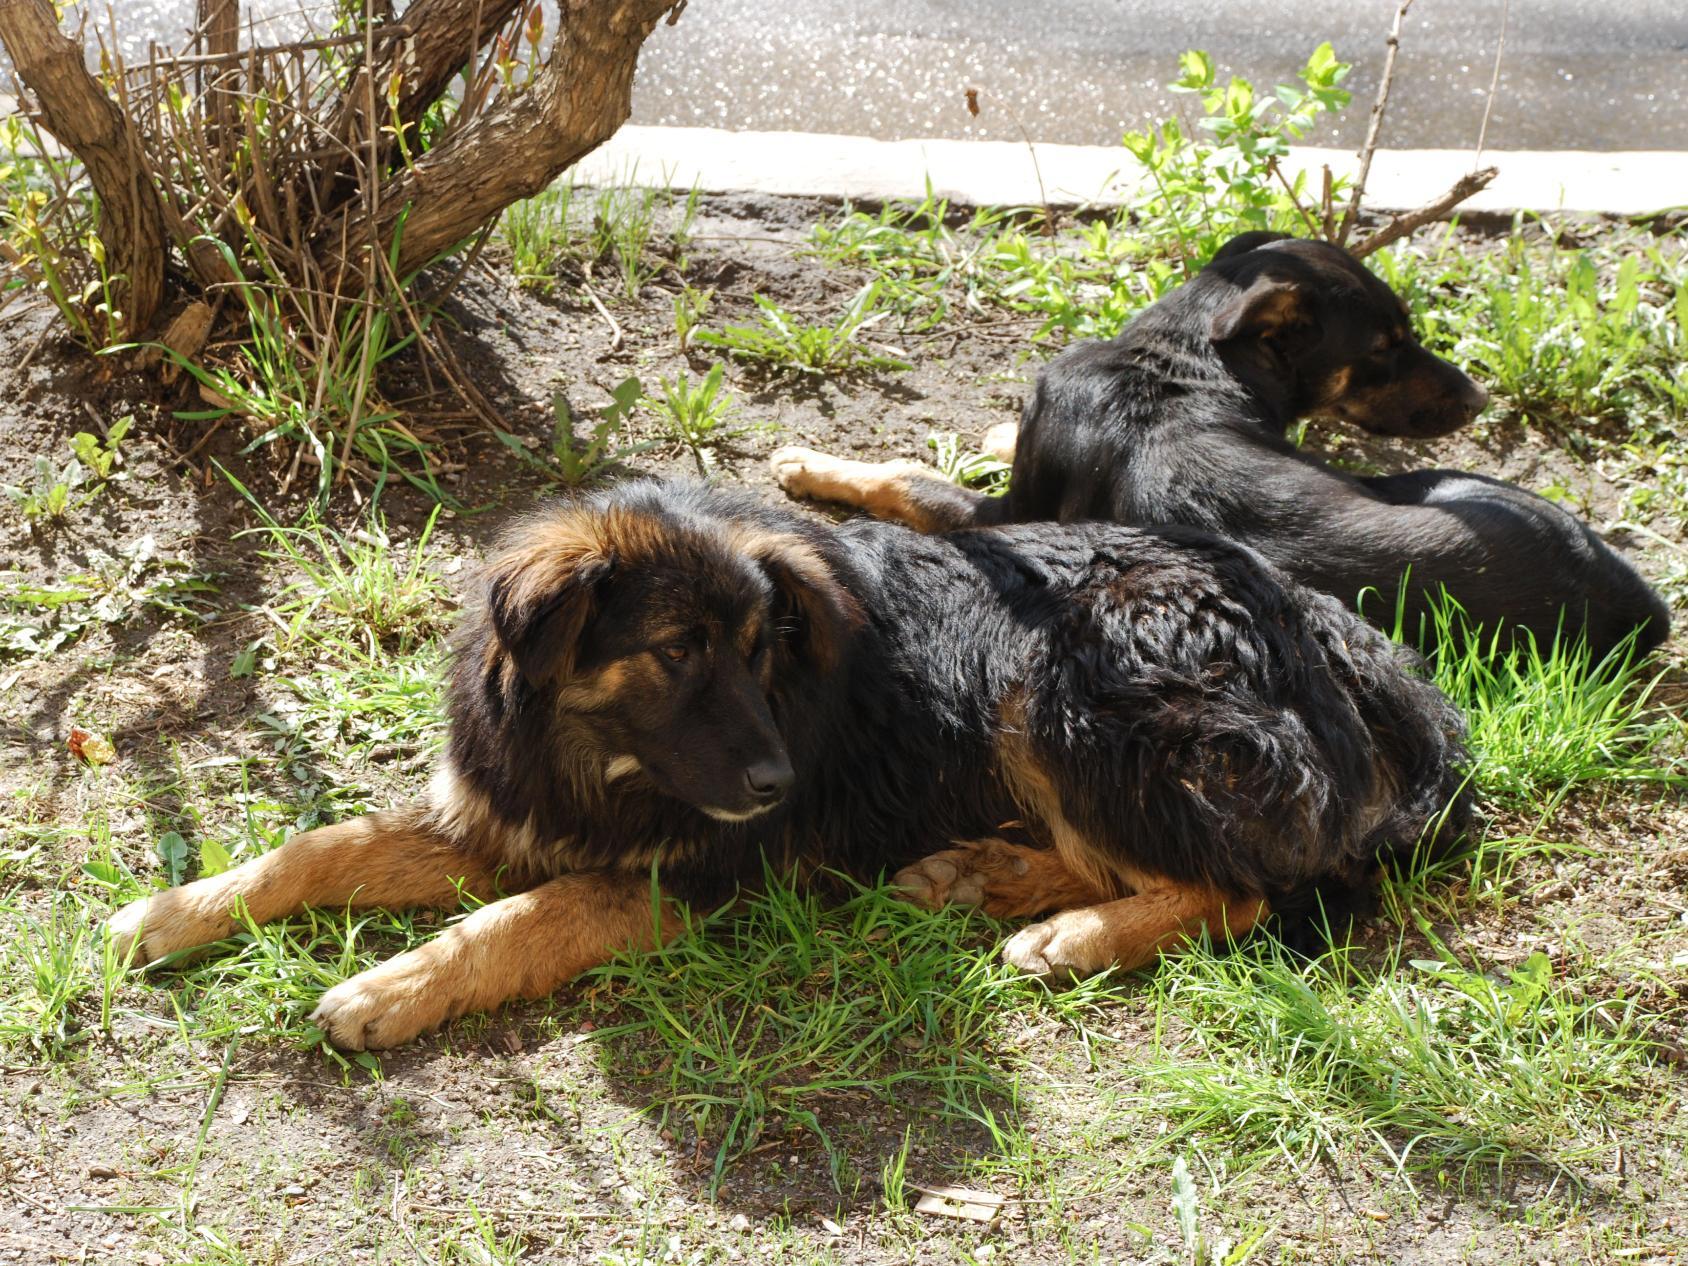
[
  {"left": 893, "top": 838, "right": 1109, "bottom": 919},
  {"left": 310, "top": 871, "right": 683, "bottom": 1050},
  {"left": 106, "top": 804, "right": 500, "bottom": 966},
  {"left": 1001, "top": 884, "right": 1270, "bottom": 979},
  {"left": 769, "top": 447, "right": 1006, "bottom": 531}
]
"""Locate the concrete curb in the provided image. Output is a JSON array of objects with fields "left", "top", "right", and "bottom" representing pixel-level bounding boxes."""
[{"left": 575, "top": 126, "right": 1688, "bottom": 216}]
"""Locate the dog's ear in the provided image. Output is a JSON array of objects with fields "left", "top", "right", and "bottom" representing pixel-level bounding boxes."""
[
  {"left": 1209, "top": 274, "right": 1313, "bottom": 345},
  {"left": 741, "top": 533, "right": 863, "bottom": 673},
  {"left": 484, "top": 526, "right": 614, "bottom": 688},
  {"left": 1208, "top": 230, "right": 1293, "bottom": 267}
]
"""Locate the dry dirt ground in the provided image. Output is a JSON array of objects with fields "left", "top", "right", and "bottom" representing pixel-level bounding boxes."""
[{"left": 0, "top": 195, "right": 1684, "bottom": 1265}]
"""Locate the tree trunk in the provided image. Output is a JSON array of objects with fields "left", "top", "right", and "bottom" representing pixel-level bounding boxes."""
[
  {"left": 315, "top": 0, "right": 684, "bottom": 282},
  {"left": 0, "top": 0, "right": 169, "bottom": 334}
]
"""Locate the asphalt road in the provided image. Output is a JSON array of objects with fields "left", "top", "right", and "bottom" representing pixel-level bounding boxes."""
[{"left": 16, "top": 0, "right": 1688, "bottom": 150}]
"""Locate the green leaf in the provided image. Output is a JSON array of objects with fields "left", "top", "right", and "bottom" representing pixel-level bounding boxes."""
[
  {"left": 156, "top": 831, "right": 190, "bottom": 885},
  {"left": 199, "top": 836, "right": 233, "bottom": 879},
  {"left": 1171, "top": 1155, "right": 1200, "bottom": 1250}
]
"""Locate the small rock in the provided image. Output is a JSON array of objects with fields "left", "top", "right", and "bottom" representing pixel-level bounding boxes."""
[
  {"left": 728, "top": 1213, "right": 750, "bottom": 1232},
  {"left": 86, "top": 1165, "right": 118, "bottom": 1179}
]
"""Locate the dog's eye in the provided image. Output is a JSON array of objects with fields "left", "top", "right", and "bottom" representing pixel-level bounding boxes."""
[{"left": 660, "top": 644, "right": 689, "bottom": 663}]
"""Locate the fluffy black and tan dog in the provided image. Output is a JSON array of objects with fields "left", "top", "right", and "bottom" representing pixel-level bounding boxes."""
[
  {"left": 772, "top": 232, "right": 1669, "bottom": 660},
  {"left": 108, "top": 481, "right": 1468, "bottom": 1050}
]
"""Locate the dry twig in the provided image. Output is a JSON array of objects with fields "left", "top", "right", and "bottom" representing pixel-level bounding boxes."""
[
  {"left": 1337, "top": 0, "right": 1415, "bottom": 246},
  {"left": 1350, "top": 166, "right": 1498, "bottom": 259}
]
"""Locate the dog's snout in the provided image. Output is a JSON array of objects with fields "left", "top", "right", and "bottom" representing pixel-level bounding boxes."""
[
  {"left": 743, "top": 756, "right": 795, "bottom": 802},
  {"left": 1459, "top": 375, "right": 1490, "bottom": 417}
]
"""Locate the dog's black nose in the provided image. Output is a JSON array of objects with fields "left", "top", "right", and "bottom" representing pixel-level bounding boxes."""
[
  {"left": 1460, "top": 376, "right": 1490, "bottom": 416},
  {"left": 743, "top": 757, "right": 795, "bottom": 801}
]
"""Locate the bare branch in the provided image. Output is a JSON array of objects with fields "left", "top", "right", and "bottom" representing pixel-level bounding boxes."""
[
  {"left": 1474, "top": 0, "right": 1511, "bottom": 165},
  {"left": 1338, "top": 0, "right": 1414, "bottom": 246},
  {"left": 1350, "top": 166, "right": 1497, "bottom": 259},
  {"left": 314, "top": 0, "right": 686, "bottom": 282}
]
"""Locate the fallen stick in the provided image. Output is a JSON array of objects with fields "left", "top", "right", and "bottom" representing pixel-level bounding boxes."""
[{"left": 1349, "top": 166, "right": 1498, "bottom": 259}]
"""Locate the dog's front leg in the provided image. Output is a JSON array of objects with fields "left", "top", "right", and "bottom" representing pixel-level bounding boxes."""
[
  {"left": 310, "top": 871, "right": 682, "bottom": 1050},
  {"left": 107, "top": 805, "right": 499, "bottom": 965},
  {"left": 1001, "top": 883, "right": 1269, "bottom": 979}
]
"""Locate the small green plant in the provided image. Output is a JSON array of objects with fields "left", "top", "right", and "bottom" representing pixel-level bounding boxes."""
[
  {"left": 1168, "top": 1155, "right": 1269, "bottom": 1265},
  {"left": 673, "top": 283, "right": 714, "bottom": 351},
  {"left": 3, "top": 416, "right": 132, "bottom": 522},
  {"left": 496, "top": 376, "right": 657, "bottom": 486},
  {"left": 927, "top": 431, "right": 1011, "bottom": 496},
  {"left": 1124, "top": 43, "right": 1352, "bottom": 270},
  {"left": 696, "top": 282, "right": 911, "bottom": 377},
  {"left": 222, "top": 468, "right": 449, "bottom": 654},
  {"left": 645, "top": 363, "right": 762, "bottom": 472}
]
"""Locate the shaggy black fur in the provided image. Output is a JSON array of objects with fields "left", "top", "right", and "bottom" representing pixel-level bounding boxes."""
[
  {"left": 851, "top": 233, "right": 1670, "bottom": 661},
  {"left": 443, "top": 481, "right": 1470, "bottom": 935}
]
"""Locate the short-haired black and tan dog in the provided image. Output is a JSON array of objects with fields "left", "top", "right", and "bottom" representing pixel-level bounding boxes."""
[
  {"left": 773, "top": 232, "right": 1669, "bottom": 660},
  {"left": 109, "top": 482, "right": 1467, "bottom": 1050}
]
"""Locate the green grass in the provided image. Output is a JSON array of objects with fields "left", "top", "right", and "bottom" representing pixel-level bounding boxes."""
[
  {"left": 498, "top": 173, "right": 700, "bottom": 299},
  {"left": 580, "top": 870, "right": 1114, "bottom": 1191},
  {"left": 1141, "top": 934, "right": 1658, "bottom": 1181}
]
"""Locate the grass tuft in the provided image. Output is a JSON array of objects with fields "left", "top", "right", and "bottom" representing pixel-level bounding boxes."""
[
  {"left": 581, "top": 869, "right": 1109, "bottom": 1190},
  {"left": 1142, "top": 935, "right": 1657, "bottom": 1180}
]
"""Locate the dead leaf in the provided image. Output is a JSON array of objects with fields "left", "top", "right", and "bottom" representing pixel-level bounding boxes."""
[
  {"left": 965, "top": 87, "right": 981, "bottom": 117},
  {"left": 914, "top": 1184, "right": 1003, "bottom": 1224},
  {"left": 157, "top": 302, "right": 215, "bottom": 383},
  {"left": 67, "top": 728, "right": 117, "bottom": 766}
]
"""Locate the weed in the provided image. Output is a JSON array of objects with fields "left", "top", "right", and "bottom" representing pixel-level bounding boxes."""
[
  {"left": 164, "top": 238, "right": 445, "bottom": 505},
  {"left": 696, "top": 282, "right": 911, "bottom": 377},
  {"left": 645, "top": 363, "right": 763, "bottom": 471},
  {"left": 3, "top": 415, "right": 132, "bottom": 522},
  {"left": 495, "top": 376, "right": 658, "bottom": 486},
  {"left": 673, "top": 283, "right": 714, "bottom": 351},
  {"left": 223, "top": 469, "right": 448, "bottom": 655},
  {"left": 927, "top": 431, "right": 1011, "bottom": 496},
  {"left": 1125, "top": 44, "right": 1352, "bottom": 271},
  {"left": 501, "top": 178, "right": 578, "bottom": 293}
]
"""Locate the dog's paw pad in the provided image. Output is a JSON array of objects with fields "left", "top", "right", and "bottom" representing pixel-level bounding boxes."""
[{"left": 892, "top": 856, "right": 957, "bottom": 908}]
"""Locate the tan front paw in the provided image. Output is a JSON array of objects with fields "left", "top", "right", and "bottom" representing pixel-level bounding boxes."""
[
  {"left": 1002, "top": 909, "right": 1112, "bottom": 980},
  {"left": 980, "top": 421, "right": 1019, "bottom": 464},
  {"left": 768, "top": 446, "right": 839, "bottom": 498},
  {"left": 310, "top": 951, "right": 460, "bottom": 1051},
  {"left": 105, "top": 888, "right": 234, "bottom": 966}
]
